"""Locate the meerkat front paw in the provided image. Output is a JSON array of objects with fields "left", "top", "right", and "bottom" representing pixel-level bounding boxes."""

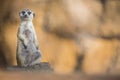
[
  {"left": 20, "top": 39, "right": 28, "bottom": 49},
  {"left": 23, "top": 43, "right": 27, "bottom": 49}
]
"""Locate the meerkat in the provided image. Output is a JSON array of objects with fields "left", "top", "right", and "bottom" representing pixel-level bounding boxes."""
[{"left": 17, "top": 9, "right": 41, "bottom": 67}]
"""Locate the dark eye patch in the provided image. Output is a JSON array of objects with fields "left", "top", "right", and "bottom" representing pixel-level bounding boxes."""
[
  {"left": 28, "top": 11, "right": 31, "bottom": 15},
  {"left": 22, "top": 11, "right": 25, "bottom": 15}
]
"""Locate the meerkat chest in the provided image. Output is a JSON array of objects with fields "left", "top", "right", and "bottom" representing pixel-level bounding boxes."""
[{"left": 20, "top": 23, "right": 35, "bottom": 40}]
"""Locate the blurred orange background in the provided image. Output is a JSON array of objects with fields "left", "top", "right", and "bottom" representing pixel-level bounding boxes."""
[{"left": 0, "top": 0, "right": 120, "bottom": 74}]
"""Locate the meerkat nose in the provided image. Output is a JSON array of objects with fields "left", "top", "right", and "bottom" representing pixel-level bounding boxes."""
[{"left": 24, "top": 14, "right": 28, "bottom": 17}]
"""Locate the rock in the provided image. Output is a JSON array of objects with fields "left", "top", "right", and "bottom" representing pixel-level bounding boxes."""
[{"left": 6, "top": 62, "right": 53, "bottom": 72}]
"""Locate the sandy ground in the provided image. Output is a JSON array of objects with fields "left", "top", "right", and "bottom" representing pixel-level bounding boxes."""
[{"left": 0, "top": 71, "right": 120, "bottom": 80}]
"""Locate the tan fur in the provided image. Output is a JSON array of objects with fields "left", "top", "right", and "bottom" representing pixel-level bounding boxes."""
[{"left": 17, "top": 9, "right": 41, "bottom": 66}]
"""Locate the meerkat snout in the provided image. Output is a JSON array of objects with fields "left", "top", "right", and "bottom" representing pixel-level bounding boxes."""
[{"left": 19, "top": 9, "right": 35, "bottom": 21}]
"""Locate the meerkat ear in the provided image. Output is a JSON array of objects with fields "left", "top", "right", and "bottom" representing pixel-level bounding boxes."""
[
  {"left": 19, "top": 12, "right": 21, "bottom": 16},
  {"left": 33, "top": 13, "right": 35, "bottom": 17}
]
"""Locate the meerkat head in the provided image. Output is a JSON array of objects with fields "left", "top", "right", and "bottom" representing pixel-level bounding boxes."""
[{"left": 19, "top": 9, "right": 35, "bottom": 21}]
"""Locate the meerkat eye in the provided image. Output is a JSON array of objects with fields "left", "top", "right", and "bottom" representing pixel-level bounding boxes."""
[
  {"left": 28, "top": 12, "right": 31, "bottom": 15},
  {"left": 22, "top": 11, "right": 25, "bottom": 15}
]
